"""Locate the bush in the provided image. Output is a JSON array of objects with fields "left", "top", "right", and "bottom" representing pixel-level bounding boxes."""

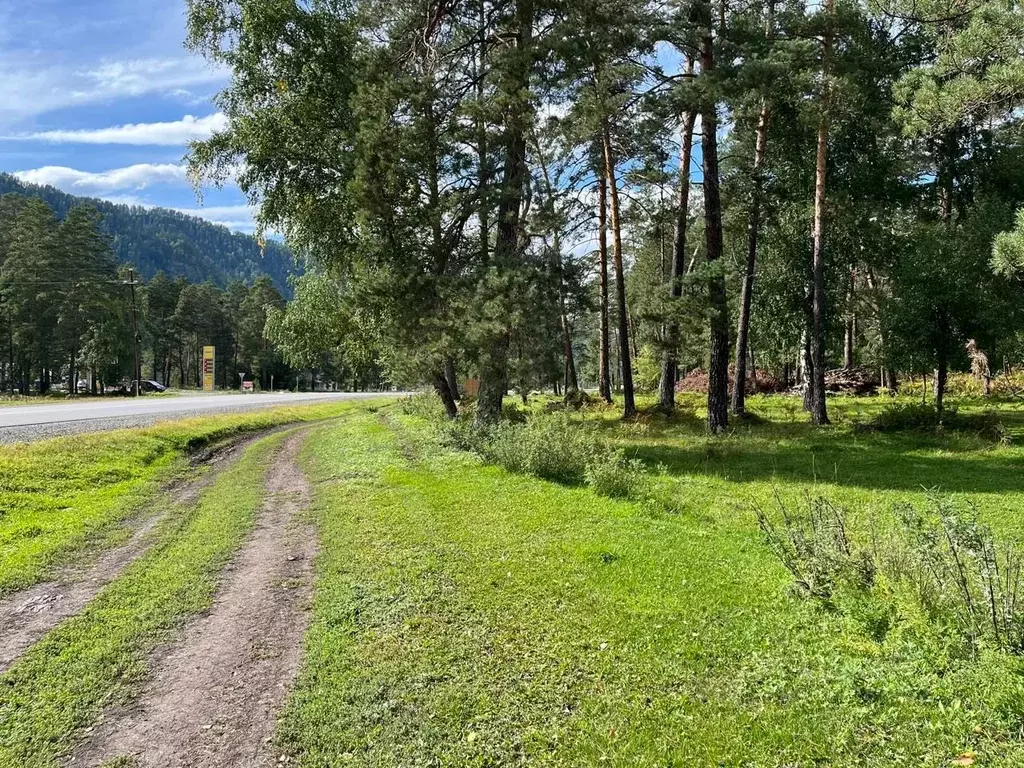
[
  {"left": 634, "top": 346, "right": 663, "bottom": 393},
  {"left": 585, "top": 449, "right": 647, "bottom": 499},
  {"left": 478, "top": 412, "right": 601, "bottom": 484},
  {"left": 871, "top": 402, "right": 948, "bottom": 431},
  {"left": 870, "top": 402, "right": 1006, "bottom": 441},
  {"left": 436, "top": 417, "right": 487, "bottom": 454},
  {"left": 398, "top": 392, "right": 447, "bottom": 420},
  {"left": 991, "top": 370, "right": 1024, "bottom": 398},
  {"left": 758, "top": 493, "right": 1024, "bottom": 655},
  {"left": 756, "top": 494, "right": 875, "bottom": 601},
  {"left": 946, "top": 372, "right": 984, "bottom": 397}
]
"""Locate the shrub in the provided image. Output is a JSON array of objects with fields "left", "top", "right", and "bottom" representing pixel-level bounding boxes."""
[
  {"left": 758, "top": 493, "right": 1024, "bottom": 655},
  {"left": 436, "top": 417, "right": 487, "bottom": 454},
  {"left": 479, "top": 412, "right": 601, "bottom": 484},
  {"left": 563, "top": 389, "right": 595, "bottom": 410},
  {"left": 585, "top": 449, "right": 647, "bottom": 499},
  {"left": 946, "top": 372, "right": 984, "bottom": 397},
  {"left": 398, "top": 392, "right": 447, "bottom": 420},
  {"left": 889, "top": 498, "right": 1024, "bottom": 653},
  {"left": 633, "top": 346, "right": 663, "bottom": 393},
  {"left": 756, "top": 494, "right": 875, "bottom": 601},
  {"left": 870, "top": 402, "right": 1006, "bottom": 441},
  {"left": 871, "top": 402, "right": 948, "bottom": 431},
  {"left": 991, "top": 370, "right": 1024, "bottom": 398}
]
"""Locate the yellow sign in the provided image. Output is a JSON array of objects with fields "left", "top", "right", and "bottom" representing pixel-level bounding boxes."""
[{"left": 202, "top": 346, "right": 215, "bottom": 392}]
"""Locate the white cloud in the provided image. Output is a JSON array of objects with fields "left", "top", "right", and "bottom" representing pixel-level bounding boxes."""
[
  {"left": 13, "top": 163, "right": 187, "bottom": 192},
  {"left": 10, "top": 113, "right": 227, "bottom": 146},
  {"left": 77, "top": 58, "right": 226, "bottom": 99},
  {"left": 0, "top": 56, "right": 227, "bottom": 125}
]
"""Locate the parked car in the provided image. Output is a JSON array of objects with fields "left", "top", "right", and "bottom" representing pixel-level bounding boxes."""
[{"left": 140, "top": 380, "right": 167, "bottom": 393}]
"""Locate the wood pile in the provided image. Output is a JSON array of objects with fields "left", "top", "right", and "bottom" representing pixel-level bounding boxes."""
[{"left": 823, "top": 367, "right": 879, "bottom": 395}]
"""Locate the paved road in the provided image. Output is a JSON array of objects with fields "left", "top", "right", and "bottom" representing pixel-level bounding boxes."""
[{"left": 0, "top": 391, "right": 397, "bottom": 443}]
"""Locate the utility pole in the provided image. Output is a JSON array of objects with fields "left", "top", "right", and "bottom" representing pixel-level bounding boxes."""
[{"left": 127, "top": 269, "right": 141, "bottom": 397}]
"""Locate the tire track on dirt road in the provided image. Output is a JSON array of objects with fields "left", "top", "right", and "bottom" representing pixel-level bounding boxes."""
[
  {"left": 67, "top": 428, "right": 318, "bottom": 768},
  {"left": 0, "top": 436, "right": 261, "bottom": 674}
]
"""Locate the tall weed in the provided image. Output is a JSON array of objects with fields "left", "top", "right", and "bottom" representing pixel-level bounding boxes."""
[{"left": 758, "top": 493, "right": 1024, "bottom": 655}]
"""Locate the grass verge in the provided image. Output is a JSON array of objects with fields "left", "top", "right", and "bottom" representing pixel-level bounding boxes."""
[
  {"left": 279, "top": 404, "right": 1024, "bottom": 767},
  {"left": 0, "top": 429, "right": 292, "bottom": 768},
  {"left": 0, "top": 399, "right": 380, "bottom": 597}
]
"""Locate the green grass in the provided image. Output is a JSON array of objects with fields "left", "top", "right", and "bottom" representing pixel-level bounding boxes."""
[
  {"left": 0, "top": 429, "right": 290, "bottom": 768},
  {"left": 279, "top": 397, "right": 1024, "bottom": 767},
  {"left": 0, "top": 399, "right": 380, "bottom": 598}
]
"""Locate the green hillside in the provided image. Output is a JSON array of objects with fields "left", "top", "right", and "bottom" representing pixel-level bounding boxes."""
[{"left": 0, "top": 172, "right": 295, "bottom": 293}]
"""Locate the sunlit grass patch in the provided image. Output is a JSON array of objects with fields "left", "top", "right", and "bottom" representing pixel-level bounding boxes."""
[{"left": 281, "top": 399, "right": 1024, "bottom": 766}]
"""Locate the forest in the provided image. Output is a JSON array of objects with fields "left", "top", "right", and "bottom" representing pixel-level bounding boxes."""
[
  {"left": 0, "top": 173, "right": 296, "bottom": 293},
  {"left": 182, "top": 0, "right": 1024, "bottom": 428},
  {"left": 0, "top": 193, "right": 366, "bottom": 395}
]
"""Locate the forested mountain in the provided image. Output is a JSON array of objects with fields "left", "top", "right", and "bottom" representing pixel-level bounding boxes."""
[{"left": 0, "top": 172, "right": 295, "bottom": 292}]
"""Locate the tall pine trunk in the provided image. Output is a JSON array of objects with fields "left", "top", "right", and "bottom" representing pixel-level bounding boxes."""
[
  {"left": 809, "top": 0, "right": 833, "bottom": 426},
  {"left": 597, "top": 172, "right": 613, "bottom": 403},
  {"left": 732, "top": 1, "right": 774, "bottom": 417},
  {"left": 658, "top": 103, "right": 697, "bottom": 411},
  {"left": 562, "top": 309, "right": 579, "bottom": 396},
  {"left": 475, "top": 0, "right": 533, "bottom": 425},
  {"left": 933, "top": 130, "right": 957, "bottom": 417},
  {"left": 731, "top": 98, "right": 770, "bottom": 416},
  {"left": 701, "top": 5, "right": 729, "bottom": 433},
  {"left": 602, "top": 122, "right": 636, "bottom": 419}
]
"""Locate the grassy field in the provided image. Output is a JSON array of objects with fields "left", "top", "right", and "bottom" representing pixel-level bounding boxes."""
[
  {"left": 2, "top": 393, "right": 1024, "bottom": 766},
  {"left": 278, "top": 395, "right": 1024, "bottom": 767},
  {"left": 0, "top": 399, "right": 375, "bottom": 597}
]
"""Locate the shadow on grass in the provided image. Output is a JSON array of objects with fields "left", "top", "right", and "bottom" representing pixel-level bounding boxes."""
[{"left": 623, "top": 432, "right": 1024, "bottom": 494}]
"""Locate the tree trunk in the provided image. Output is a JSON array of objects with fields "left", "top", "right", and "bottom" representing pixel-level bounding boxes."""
[
  {"left": 534, "top": 133, "right": 579, "bottom": 402},
  {"left": 701, "top": 7, "right": 729, "bottom": 434},
  {"left": 731, "top": 97, "right": 770, "bottom": 416},
  {"left": 935, "top": 353, "right": 948, "bottom": 421},
  {"left": 732, "top": 0, "right": 774, "bottom": 416},
  {"left": 561, "top": 306, "right": 579, "bottom": 397},
  {"left": 809, "top": 0, "right": 833, "bottom": 426},
  {"left": 476, "top": 0, "right": 489, "bottom": 266},
  {"left": 658, "top": 103, "right": 697, "bottom": 412},
  {"left": 475, "top": 0, "right": 532, "bottom": 426},
  {"left": 444, "top": 357, "right": 460, "bottom": 402},
  {"left": 434, "top": 371, "right": 458, "bottom": 419},
  {"left": 932, "top": 133, "right": 956, "bottom": 414},
  {"left": 602, "top": 122, "right": 636, "bottom": 419},
  {"left": 597, "top": 173, "right": 613, "bottom": 403},
  {"left": 843, "top": 264, "right": 856, "bottom": 370},
  {"left": 801, "top": 327, "right": 813, "bottom": 412}
]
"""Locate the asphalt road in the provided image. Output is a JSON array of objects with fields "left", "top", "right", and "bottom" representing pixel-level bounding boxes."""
[{"left": 0, "top": 391, "right": 397, "bottom": 443}]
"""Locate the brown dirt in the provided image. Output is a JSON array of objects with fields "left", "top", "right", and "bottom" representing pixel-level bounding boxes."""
[
  {"left": 67, "top": 429, "right": 317, "bottom": 768},
  {"left": 0, "top": 438, "right": 256, "bottom": 675}
]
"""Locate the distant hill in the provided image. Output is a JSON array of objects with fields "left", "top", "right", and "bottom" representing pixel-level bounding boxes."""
[{"left": 0, "top": 172, "right": 296, "bottom": 294}]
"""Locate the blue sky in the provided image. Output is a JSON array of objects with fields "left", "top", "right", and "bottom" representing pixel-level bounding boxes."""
[{"left": 0, "top": 0, "right": 255, "bottom": 232}]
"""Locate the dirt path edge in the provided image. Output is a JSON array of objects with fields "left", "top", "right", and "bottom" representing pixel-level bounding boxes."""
[{"left": 67, "top": 427, "right": 318, "bottom": 768}]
